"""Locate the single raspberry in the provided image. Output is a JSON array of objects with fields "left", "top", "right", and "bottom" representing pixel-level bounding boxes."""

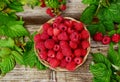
[
  {"left": 102, "top": 36, "right": 111, "bottom": 45},
  {"left": 58, "top": 32, "right": 69, "bottom": 40},
  {"left": 81, "top": 40, "right": 90, "bottom": 49},
  {"left": 80, "top": 49, "right": 87, "bottom": 57},
  {"left": 60, "top": 41, "right": 69, "bottom": 49},
  {"left": 40, "top": 2, "right": 46, "bottom": 7},
  {"left": 74, "top": 22, "right": 84, "bottom": 31},
  {"left": 45, "top": 39, "right": 55, "bottom": 49},
  {"left": 56, "top": 51, "right": 64, "bottom": 60},
  {"left": 49, "top": 59, "right": 60, "bottom": 68},
  {"left": 46, "top": 8, "right": 52, "bottom": 15},
  {"left": 53, "top": 22, "right": 59, "bottom": 28},
  {"left": 60, "top": 59, "right": 68, "bottom": 68},
  {"left": 39, "top": 51, "right": 47, "bottom": 60},
  {"left": 65, "top": 56, "right": 72, "bottom": 62},
  {"left": 69, "top": 41, "right": 77, "bottom": 49},
  {"left": 47, "top": 57, "right": 52, "bottom": 62},
  {"left": 74, "top": 49, "right": 81, "bottom": 57},
  {"left": 80, "top": 30, "right": 89, "bottom": 40},
  {"left": 66, "top": 62, "right": 76, "bottom": 71},
  {"left": 48, "top": 50, "right": 55, "bottom": 58},
  {"left": 93, "top": 32, "right": 103, "bottom": 41},
  {"left": 62, "top": 48, "right": 72, "bottom": 57},
  {"left": 34, "top": 34, "right": 41, "bottom": 43},
  {"left": 35, "top": 41, "right": 45, "bottom": 50},
  {"left": 47, "top": 27, "right": 53, "bottom": 36},
  {"left": 70, "top": 32, "right": 79, "bottom": 42},
  {"left": 43, "top": 23, "right": 51, "bottom": 31},
  {"left": 53, "top": 44, "right": 60, "bottom": 51},
  {"left": 74, "top": 57, "right": 83, "bottom": 65},
  {"left": 53, "top": 28, "right": 60, "bottom": 36},
  {"left": 40, "top": 31, "right": 49, "bottom": 40},
  {"left": 111, "top": 34, "right": 119, "bottom": 43},
  {"left": 67, "top": 27, "right": 74, "bottom": 34},
  {"left": 52, "top": 36, "right": 58, "bottom": 42},
  {"left": 59, "top": 24, "right": 67, "bottom": 31},
  {"left": 54, "top": 16, "right": 64, "bottom": 23},
  {"left": 64, "top": 20, "right": 73, "bottom": 28},
  {"left": 60, "top": 4, "right": 66, "bottom": 10}
]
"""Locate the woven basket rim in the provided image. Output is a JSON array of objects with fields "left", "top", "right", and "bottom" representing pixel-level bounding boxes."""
[{"left": 34, "top": 17, "right": 91, "bottom": 71}]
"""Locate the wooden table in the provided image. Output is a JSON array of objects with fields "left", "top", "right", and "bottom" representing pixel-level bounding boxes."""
[{"left": 0, "top": 0, "right": 109, "bottom": 82}]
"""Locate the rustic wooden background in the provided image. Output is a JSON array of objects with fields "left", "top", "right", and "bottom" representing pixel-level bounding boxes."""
[{"left": 0, "top": 0, "right": 109, "bottom": 82}]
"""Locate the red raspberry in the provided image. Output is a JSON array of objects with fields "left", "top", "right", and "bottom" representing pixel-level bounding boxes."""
[
  {"left": 74, "top": 49, "right": 81, "bottom": 57},
  {"left": 39, "top": 50, "right": 47, "bottom": 60},
  {"left": 65, "top": 56, "right": 72, "bottom": 62},
  {"left": 46, "top": 8, "right": 52, "bottom": 15},
  {"left": 112, "top": 34, "right": 119, "bottom": 43},
  {"left": 53, "top": 28, "right": 60, "bottom": 36},
  {"left": 47, "top": 57, "right": 52, "bottom": 62},
  {"left": 59, "top": 24, "right": 67, "bottom": 31},
  {"left": 47, "top": 27, "right": 53, "bottom": 36},
  {"left": 43, "top": 23, "right": 51, "bottom": 31},
  {"left": 40, "top": 2, "right": 46, "bottom": 7},
  {"left": 48, "top": 50, "right": 55, "bottom": 58},
  {"left": 60, "top": 4, "right": 66, "bottom": 10},
  {"left": 56, "top": 51, "right": 64, "bottom": 60},
  {"left": 66, "top": 62, "right": 76, "bottom": 71},
  {"left": 64, "top": 20, "right": 73, "bottom": 28},
  {"left": 60, "top": 41, "right": 69, "bottom": 49},
  {"left": 74, "top": 22, "right": 84, "bottom": 31},
  {"left": 80, "top": 30, "right": 89, "bottom": 40},
  {"left": 52, "top": 36, "right": 58, "bottom": 42},
  {"left": 34, "top": 34, "right": 41, "bottom": 43},
  {"left": 81, "top": 40, "right": 90, "bottom": 49},
  {"left": 53, "top": 44, "right": 60, "bottom": 51},
  {"left": 93, "top": 32, "right": 103, "bottom": 41},
  {"left": 49, "top": 59, "right": 60, "bottom": 68},
  {"left": 53, "top": 22, "right": 59, "bottom": 28},
  {"left": 60, "top": 59, "right": 67, "bottom": 68},
  {"left": 102, "top": 36, "right": 111, "bottom": 45},
  {"left": 62, "top": 48, "right": 72, "bottom": 57},
  {"left": 80, "top": 49, "right": 87, "bottom": 57},
  {"left": 58, "top": 32, "right": 69, "bottom": 40},
  {"left": 35, "top": 41, "right": 45, "bottom": 50},
  {"left": 74, "top": 57, "right": 83, "bottom": 65},
  {"left": 45, "top": 39, "right": 55, "bottom": 49},
  {"left": 69, "top": 41, "right": 77, "bottom": 49},
  {"left": 67, "top": 27, "right": 74, "bottom": 34},
  {"left": 40, "top": 32, "right": 49, "bottom": 40},
  {"left": 70, "top": 32, "right": 79, "bottom": 42},
  {"left": 54, "top": 16, "right": 64, "bottom": 23}
]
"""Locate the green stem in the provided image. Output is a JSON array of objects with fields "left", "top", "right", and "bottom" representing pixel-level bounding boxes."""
[{"left": 94, "top": 3, "right": 101, "bottom": 16}]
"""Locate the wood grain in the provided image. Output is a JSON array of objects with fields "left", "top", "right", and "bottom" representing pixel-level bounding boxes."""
[{"left": 0, "top": 0, "right": 109, "bottom": 82}]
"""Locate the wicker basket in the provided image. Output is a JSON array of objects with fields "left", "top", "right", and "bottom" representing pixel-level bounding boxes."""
[{"left": 34, "top": 17, "right": 90, "bottom": 71}]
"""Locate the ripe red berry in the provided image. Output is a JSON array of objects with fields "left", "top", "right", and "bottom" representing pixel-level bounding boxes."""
[
  {"left": 48, "top": 50, "right": 55, "bottom": 58},
  {"left": 39, "top": 50, "right": 47, "bottom": 60},
  {"left": 69, "top": 41, "right": 77, "bottom": 49},
  {"left": 65, "top": 56, "right": 72, "bottom": 62},
  {"left": 52, "top": 36, "right": 58, "bottom": 42},
  {"left": 66, "top": 62, "right": 76, "bottom": 71},
  {"left": 64, "top": 20, "right": 73, "bottom": 28},
  {"left": 53, "top": 44, "right": 60, "bottom": 51},
  {"left": 62, "top": 48, "right": 72, "bottom": 57},
  {"left": 60, "top": 41, "right": 69, "bottom": 49},
  {"left": 34, "top": 34, "right": 41, "bottom": 43},
  {"left": 35, "top": 41, "right": 46, "bottom": 50},
  {"left": 102, "top": 36, "right": 111, "bottom": 45},
  {"left": 74, "top": 49, "right": 81, "bottom": 57},
  {"left": 70, "top": 32, "right": 79, "bottom": 42},
  {"left": 49, "top": 59, "right": 60, "bottom": 68},
  {"left": 40, "top": 2, "right": 46, "bottom": 7},
  {"left": 67, "top": 27, "right": 74, "bottom": 34},
  {"left": 111, "top": 34, "right": 119, "bottom": 43},
  {"left": 56, "top": 51, "right": 64, "bottom": 60},
  {"left": 58, "top": 32, "right": 69, "bottom": 40},
  {"left": 54, "top": 16, "right": 64, "bottom": 23},
  {"left": 60, "top": 59, "right": 67, "bottom": 68},
  {"left": 93, "top": 32, "right": 103, "bottom": 41},
  {"left": 53, "top": 22, "right": 59, "bottom": 28},
  {"left": 80, "top": 49, "right": 87, "bottom": 57},
  {"left": 74, "top": 22, "right": 84, "bottom": 31},
  {"left": 53, "top": 28, "right": 60, "bottom": 36},
  {"left": 80, "top": 30, "right": 89, "bottom": 40},
  {"left": 47, "top": 27, "right": 53, "bottom": 36},
  {"left": 74, "top": 57, "right": 83, "bottom": 65},
  {"left": 40, "top": 32, "right": 49, "bottom": 40},
  {"left": 46, "top": 8, "right": 52, "bottom": 15},
  {"left": 81, "top": 40, "right": 90, "bottom": 49},
  {"left": 60, "top": 4, "right": 66, "bottom": 10},
  {"left": 43, "top": 23, "right": 51, "bottom": 31},
  {"left": 59, "top": 24, "right": 67, "bottom": 31},
  {"left": 45, "top": 39, "right": 55, "bottom": 49}
]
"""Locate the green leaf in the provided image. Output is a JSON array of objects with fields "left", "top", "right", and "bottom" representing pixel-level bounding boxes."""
[
  {"left": 0, "top": 48, "right": 11, "bottom": 58},
  {"left": 12, "top": 51, "right": 24, "bottom": 65},
  {"left": 103, "top": 20, "right": 114, "bottom": 31},
  {"left": 92, "top": 53, "right": 111, "bottom": 68},
  {"left": 36, "top": 59, "right": 47, "bottom": 70},
  {"left": 108, "top": 30, "right": 116, "bottom": 36},
  {"left": 90, "top": 63, "right": 111, "bottom": 82},
  {"left": 82, "top": 0, "right": 99, "bottom": 5},
  {"left": 80, "top": 5, "right": 97, "bottom": 24},
  {"left": 45, "top": 0, "right": 60, "bottom": 8}
]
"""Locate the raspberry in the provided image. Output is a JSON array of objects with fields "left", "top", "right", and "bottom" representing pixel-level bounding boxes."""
[
  {"left": 74, "top": 22, "right": 84, "bottom": 31},
  {"left": 45, "top": 39, "right": 55, "bottom": 49},
  {"left": 60, "top": 59, "right": 67, "bottom": 68},
  {"left": 93, "top": 32, "right": 103, "bottom": 41},
  {"left": 54, "top": 16, "right": 64, "bottom": 23},
  {"left": 74, "top": 49, "right": 81, "bottom": 57},
  {"left": 81, "top": 49, "right": 87, "bottom": 57},
  {"left": 62, "top": 48, "right": 72, "bottom": 57},
  {"left": 35, "top": 41, "right": 45, "bottom": 50},
  {"left": 60, "top": 4, "right": 66, "bottom": 10},
  {"left": 59, "top": 24, "right": 67, "bottom": 31},
  {"left": 111, "top": 34, "right": 119, "bottom": 43},
  {"left": 40, "top": 32, "right": 49, "bottom": 40},
  {"left": 47, "top": 57, "right": 52, "bottom": 62},
  {"left": 102, "top": 36, "right": 111, "bottom": 45},
  {"left": 64, "top": 20, "right": 73, "bottom": 28},
  {"left": 80, "top": 30, "right": 89, "bottom": 40},
  {"left": 65, "top": 56, "right": 72, "bottom": 62},
  {"left": 56, "top": 51, "right": 64, "bottom": 60},
  {"left": 53, "top": 28, "right": 60, "bottom": 36},
  {"left": 52, "top": 36, "right": 58, "bottom": 42},
  {"left": 60, "top": 41, "right": 69, "bottom": 49},
  {"left": 74, "top": 57, "right": 83, "bottom": 65},
  {"left": 40, "top": 2, "right": 46, "bottom": 7},
  {"left": 34, "top": 34, "right": 41, "bottom": 43},
  {"left": 81, "top": 40, "right": 90, "bottom": 49},
  {"left": 53, "top": 44, "right": 60, "bottom": 51},
  {"left": 53, "top": 22, "right": 59, "bottom": 28},
  {"left": 66, "top": 62, "right": 76, "bottom": 71},
  {"left": 58, "top": 32, "right": 69, "bottom": 40},
  {"left": 69, "top": 41, "right": 77, "bottom": 49},
  {"left": 46, "top": 8, "right": 52, "bottom": 15},
  {"left": 43, "top": 23, "right": 51, "bottom": 31},
  {"left": 39, "top": 51, "right": 47, "bottom": 60},
  {"left": 49, "top": 59, "right": 60, "bottom": 68},
  {"left": 67, "top": 27, "right": 74, "bottom": 34},
  {"left": 47, "top": 27, "right": 53, "bottom": 36},
  {"left": 70, "top": 32, "right": 79, "bottom": 42},
  {"left": 48, "top": 50, "right": 55, "bottom": 58}
]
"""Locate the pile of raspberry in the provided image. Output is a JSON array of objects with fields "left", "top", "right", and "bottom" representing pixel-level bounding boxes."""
[
  {"left": 34, "top": 16, "right": 90, "bottom": 71},
  {"left": 93, "top": 32, "right": 120, "bottom": 45}
]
